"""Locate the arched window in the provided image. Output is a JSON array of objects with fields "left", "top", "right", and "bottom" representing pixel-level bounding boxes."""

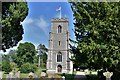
[
  {"left": 58, "top": 25, "right": 62, "bottom": 33},
  {"left": 57, "top": 52, "right": 62, "bottom": 62}
]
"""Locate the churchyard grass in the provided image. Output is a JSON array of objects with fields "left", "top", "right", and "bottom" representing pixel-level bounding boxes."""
[{"left": 20, "top": 73, "right": 28, "bottom": 78}]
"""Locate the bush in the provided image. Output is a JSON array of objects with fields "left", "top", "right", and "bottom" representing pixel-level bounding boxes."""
[
  {"left": 20, "top": 63, "right": 37, "bottom": 73},
  {"left": 2, "top": 60, "right": 12, "bottom": 73}
]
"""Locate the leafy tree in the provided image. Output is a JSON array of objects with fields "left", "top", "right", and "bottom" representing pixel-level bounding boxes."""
[
  {"left": 16, "top": 42, "right": 36, "bottom": 67},
  {"left": 2, "top": 60, "right": 12, "bottom": 73},
  {"left": 37, "top": 44, "right": 48, "bottom": 68},
  {"left": 2, "top": 2, "right": 28, "bottom": 52},
  {"left": 71, "top": 2, "right": 120, "bottom": 73},
  {"left": 19, "top": 62, "right": 37, "bottom": 73},
  {"left": 2, "top": 54, "right": 9, "bottom": 61}
]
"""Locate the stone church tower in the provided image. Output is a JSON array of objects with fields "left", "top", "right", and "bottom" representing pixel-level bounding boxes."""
[{"left": 47, "top": 18, "right": 73, "bottom": 74}]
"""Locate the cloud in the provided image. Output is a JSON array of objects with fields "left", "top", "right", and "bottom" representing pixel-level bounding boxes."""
[
  {"left": 36, "top": 17, "right": 49, "bottom": 35},
  {"left": 21, "top": 16, "right": 49, "bottom": 36},
  {"left": 0, "top": 43, "right": 18, "bottom": 54},
  {"left": 21, "top": 17, "right": 34, "bottom": 25}
]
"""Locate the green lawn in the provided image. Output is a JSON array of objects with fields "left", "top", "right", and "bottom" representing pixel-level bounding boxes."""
[{"left": 20, "top": 73, "right": 28, "bottom": 78}]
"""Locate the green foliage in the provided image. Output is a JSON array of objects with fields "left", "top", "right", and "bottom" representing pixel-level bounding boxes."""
[
  {"left": 16, "top": 42, "right": 36, "bottom": 67},
  {"left": 71, "top": 2, "right": 120, "bottom": 72},
  {"left": 2, "top": 2, "right": 28, "bottom": 52},
  {"left": 19, "top": 62, "right": 37, "bottom": 73},
  {"left": 2, "top": 54, "right": 9, "bottom": 61},
  {"left": 2, "top": 60, "right": 12, "bottom": 73},
  {"left": 37, "top": 44, "right": 48, "bottom": 68}
]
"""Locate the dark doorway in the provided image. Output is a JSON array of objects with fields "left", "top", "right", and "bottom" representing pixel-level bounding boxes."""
[{"left": 57, "top": 65, "right": 62, "bottom": 73}]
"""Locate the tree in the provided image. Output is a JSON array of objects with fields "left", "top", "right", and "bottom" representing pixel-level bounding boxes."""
[
  {"left": 2, "top": 60, "right": 12, "bottom": 73},
  {"left": 16, "top": 42, "right": 36, "bottom": 67},
  {"left": 37, "top": 44, "right": 48, "bottom": 68},
  {"left": 71, "top": 2, "right": 120, "bottom": 73},
  {"left": 2, "top": 2, "right": 28, "bottom": 52},
  {"left": 19, "top": 62, "right": 37, "bottom": 73},
  {"left": 2, "top": 54, "right": 9, "bottom": 62}
]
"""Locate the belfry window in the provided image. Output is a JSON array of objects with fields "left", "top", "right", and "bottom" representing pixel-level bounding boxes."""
[
  {"left": 57, "top": 52, "right": 62, "bottom": 62},
  {"left": 58, "top": 25, "right": 62, "bottom": 33},
  {"left": 59, "top": 41, "right": 60, "bottom": 46}
]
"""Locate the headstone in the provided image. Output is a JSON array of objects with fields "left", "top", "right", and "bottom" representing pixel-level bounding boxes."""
[
  {"left": 84, "top": 69, "right": 89, "bottom": 74},
  {"left": 6, "top": 71, "right": 17, "bottom": 80},
  {"left": 8, "top": 72, "right": 14, "bottom": 78},
  {"left": 62, "top": 76, "right": 65, "bottom": 80},
  {"left": 41, "top": 72, "right": 46, "bottom": 77},
  {"left": 0, "top": 71, "right": 2, "bottom": 79},
  {"left": 28, "top": 72, "right": 34, "bottom": 78},
  {"left": 15, "top": 71, "right": 20, "bottom": 78},
  {"left": 103, "top": 71, "right": 113, "bottom": 80}
]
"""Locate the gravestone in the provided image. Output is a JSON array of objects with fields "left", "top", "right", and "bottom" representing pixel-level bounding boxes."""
[
  {"left": 103, "top": 71, "right": 113, "bottom": 80},
  {"left": 41, "top": 72, "right": 46, "bottom": 77},
  {"left": 7, "top": 72, "right": 14, "bottom": 78},
  {"left": 62, "top": 76, "right": 65, "bottom": 80},
  {"left": 28, "top": 72, "right": 37, "bottom": 78},
  {"left": 28, "top": 72, "right": 34, "bottom": 78},
  {"left": 6, "top": 71, "right": 17, "bottom": 80},
  {"left": 15, "top": 71, "right": 20, "bottom": 78}
]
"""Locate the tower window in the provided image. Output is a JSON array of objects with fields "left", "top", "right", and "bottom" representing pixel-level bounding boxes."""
[
  {"left": 58, "top": 25, "right": 62, "bottom": 33},
  {"left": 57, "top": 52, "right": 62, "bottom": 62},
  {"left": 59, "top": 41, "right": 60, "bottom": 46}
]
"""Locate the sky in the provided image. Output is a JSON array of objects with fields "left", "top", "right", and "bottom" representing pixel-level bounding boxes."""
[{"left": 1, "top": 2, "right": 76, "bottom": 54}]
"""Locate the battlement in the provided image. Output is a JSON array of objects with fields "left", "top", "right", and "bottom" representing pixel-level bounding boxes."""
[{"left": 51, "top": 18, "right": 68, "bottom": 22}]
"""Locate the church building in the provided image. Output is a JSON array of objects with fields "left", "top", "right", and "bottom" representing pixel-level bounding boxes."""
[{"left": 47, "top": 18, "right": 73, "bottom": 74}]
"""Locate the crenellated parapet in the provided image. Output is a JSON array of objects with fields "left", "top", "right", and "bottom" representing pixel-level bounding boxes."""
[{"left": 51, "top": 18, "right": 68, "bottom": 22}]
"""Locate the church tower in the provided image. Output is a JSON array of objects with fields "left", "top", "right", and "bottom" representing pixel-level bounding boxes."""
[{"left": 47, "top": 18, "right": 73, "bottom": 74}]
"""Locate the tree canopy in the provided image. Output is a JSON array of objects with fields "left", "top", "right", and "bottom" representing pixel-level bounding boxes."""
[
  {"left": 71, "top": 2, "right": 120, "bottom": 72},
  {"left": 16, "top": 42, "right": 36, "bottom": 67},
  {"left": 37, "top": 44, "right": 48, "bottom": 68},
  {"left": 2, "top": 2, "right": 28, "bottom": 52}
]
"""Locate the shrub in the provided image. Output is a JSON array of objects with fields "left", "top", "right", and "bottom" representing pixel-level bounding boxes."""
[
  {"left": 20, "top": 63, "right": 37, "bottom": 73},
  {"left": 2, "top": 60, "right": 12, "bottom": 73}
]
